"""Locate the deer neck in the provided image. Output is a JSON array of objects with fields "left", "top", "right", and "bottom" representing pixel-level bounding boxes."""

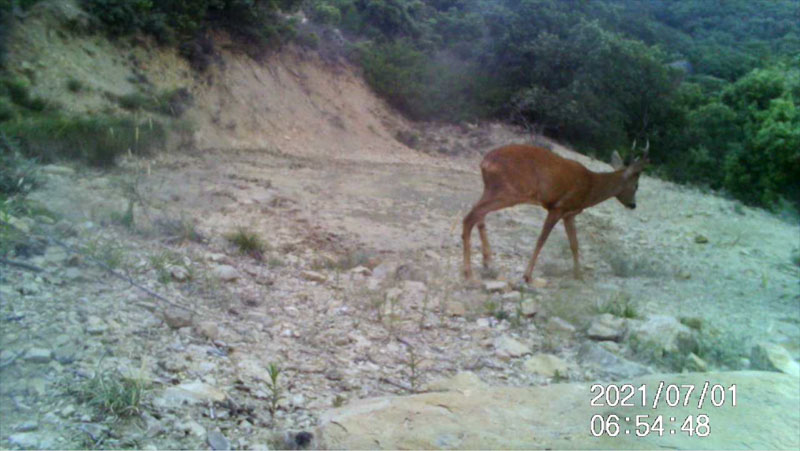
[{"left": 585, "top": 169, "right": 627, "bottom": 208}]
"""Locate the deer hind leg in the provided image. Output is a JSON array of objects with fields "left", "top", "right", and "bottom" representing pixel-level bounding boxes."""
[
  {"left": 462, "top": 195, "right": 516, "bottom": 280},
  {"left": 563, "top": 215, "right": 582, "bottom": 279},
  {"left": 523, "top": 210, "right": 561, "bottom": 283}
]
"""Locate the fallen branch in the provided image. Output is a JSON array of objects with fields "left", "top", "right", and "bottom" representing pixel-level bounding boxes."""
[{"left": 0, "top": 257, "right": 44, "bottom": 273}]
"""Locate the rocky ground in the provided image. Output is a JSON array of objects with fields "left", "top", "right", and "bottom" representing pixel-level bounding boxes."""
[{"left": 1, "top": 134, "right": 798, "bottom": 449}]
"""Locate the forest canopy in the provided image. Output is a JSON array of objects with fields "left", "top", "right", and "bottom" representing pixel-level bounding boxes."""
[{"left": 308, "top": 0, "right": 800, "bottom": 210}]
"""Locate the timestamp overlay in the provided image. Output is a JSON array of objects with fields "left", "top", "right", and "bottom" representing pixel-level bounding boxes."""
[{"left": 585, "top": 374, "right": 800, "bottom": 449}]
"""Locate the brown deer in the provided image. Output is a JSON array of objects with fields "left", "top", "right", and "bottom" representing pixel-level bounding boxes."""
[{"left": 462, "top": 141, "right": 649, "bottom": 282}]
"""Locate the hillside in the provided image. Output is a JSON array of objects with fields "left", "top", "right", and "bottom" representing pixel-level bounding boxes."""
[{"left": 1, "top": 2, "right": 799, "bottom": 450}]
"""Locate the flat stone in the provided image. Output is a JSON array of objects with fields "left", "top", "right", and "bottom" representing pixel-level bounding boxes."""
[
  {"left": 163, "top": 307, "right": 194, "bottom": 330},
  {"left": 531, "top": 277, "right": 548, "bottom": 288},
  {"left": 24, "top": 348, "right": 53, "bottom": 363},
  {"left": 301, "top": 270, "right": 327, "bottom": 283},
  {"left": 483, "top": 281, "right": 508, "bottom": 293},
  {"left": 446, "top": 301, "right": 467, "bottom": 317},
  {"left": 214, "top": 265, "right": 240, "bottom": 282},
  {"left": 317, "top": 371, "right": 800, "bottom": 450},
  {"left": 587, "top": 313, "right": 626, "bottom": 341},
  {"left": 519, "top": 298, "right": 538, "bottom": 317},
  {"left": 751, "top": 342, "right": 800, "bottom": 377},
  {"left": 578, "top": 342, "right": 651, "bottom": 380},
  {"left": 8, "top": 433, "right": 39, "bottom": 449},
  {"left": 156, "top": 381, "right": 226, "bottom": 408},
  {"left": 545, "top": 316, "right": 576, "bottom": 335},
  {"left": 208, "top": 430, "right": 231, "bottom": 450},
  {"left": 494, "top": 335, "right": 530, "bottom": 360},
  {"left": 523, "top": 354, "right": 569, "bottom": 377}
]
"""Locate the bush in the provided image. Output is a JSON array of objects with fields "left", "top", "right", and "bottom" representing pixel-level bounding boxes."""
[
  {"left": 0, "top": 133, "right": 39, "bottom": 197},
  {"left": 1, "top": 76, "right": 47, "bottom": 111},
  {"left": 1, "top": 113, "right": 166, "bottom": 166}
]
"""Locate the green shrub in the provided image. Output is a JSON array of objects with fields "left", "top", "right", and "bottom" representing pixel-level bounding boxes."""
[
  {"left": 66, "top": 78, "right": 85, "bottom": 93},
  {"left": 0, "top": 134, "right": 39, "bottom": 196},
  {"left": 1, "top": 76, "right": 47, "bottom": 112},
  {"left": 1, "top": 113, "right": 166, "bottom": 166}
]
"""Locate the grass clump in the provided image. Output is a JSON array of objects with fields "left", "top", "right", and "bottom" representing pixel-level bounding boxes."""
[
  {"left": 595, "top": 292, "right": 639, "bottom": 319},
  {"left": 66, "top": 78, "right": 85, "bottom": 93},
  {"left": 74, "top": 370, "right": 148, "bottom": 418},
  {"left": 227, "top": 227, "right": 265, "bottom": 259},
  {"left": 149, "top": 250, "right": 190, "bottom": 284},
  {"left": 1, "top": 113, "right": 166, "bottom": 166}
]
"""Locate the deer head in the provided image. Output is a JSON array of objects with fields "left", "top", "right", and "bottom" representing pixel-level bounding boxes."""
[{"left": 610, "top": 140, "right": 650, "bottom": 209}]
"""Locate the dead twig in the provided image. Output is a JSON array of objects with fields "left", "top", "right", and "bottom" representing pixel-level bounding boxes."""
[{"left": 0, "top": 218, "right": 193, "bottom": 312}]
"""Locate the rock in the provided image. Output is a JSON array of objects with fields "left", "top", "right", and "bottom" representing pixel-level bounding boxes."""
[
  {"left": 628, "top": 315, "right": 694, "bottom": 355},
  {"left": 425, "top": 372, "right": 486, "bottom": 392},
  {"left": 208, "top": 430, "right": 231, "bottom": 450},
  {"left": 170, "top": 266, "right": 190, "bottom": 281},
  {"left": 156, "top": 381, "right": 226, "bottom": 408},
  {"left": 301, "top": 270, "right": 327, "bottom": 283},
  {"left": 694, "top": 234, "right": 709, "bottom": 244},
  {"left": 350, "top": 266, "right": 371, "bottom": 276},
  {"left": 15, "top": 421, "right": 38, "bottom": 432},
  {"left": 8, "top": 433, "right": 39, "bottom": 449},
  {"left": 395, "top": 263, "right": 426, "bottom": 282},
  {"left": 501, "top": 291, "right": 522, "bottom": 302},
  {"left": 493, "top": 335, "right": 530, "bottom": 360},
  {"left": 519, "top": 298, "right": 538, "bottom": 317},
  {"left": 214, "top": 265, "right": 240, "bottom": 282},
  {"left": 578, "top": 342, "right": 651, "bottom": 380},
  {"left": 545, "top": 316, "right": 576, "bottom": 335},
  {"left": 24, "top": 348, "right": 53, "bottom": 363},
  {"left": 176, "top": 419, "right": 207, "bottom": 437},
  {"left": 523, "top": 354, "right": 569, "bottom": 377},
  {"left": 6, "top": 215, "right": 30, "bottom": 233},
  {"left": 446, "top": 301, "right": 467, "bottom": 317},
  {"left": 163, "top": 307, "right": 194, "bottom": 330},
  {"left": 399, "top": 280, "right": 427, "bottom": 307},
  {"left": 196, "top": 321, "right": 220, "bottom": 341},
  {"left": 531, "top": 277, "right": 548, "bottom": 289},
  {"left": 317, "top": 372, "right": 799, "bottom": 450},
  {"left": 483, "top": 281, "right": 508, "bottom": 293},
  {"left": 40, "top": 164, "right": 76, "bottom": 176},
  {"left": 587, "top": 313, "right": 626, "bottom": 341},
  {"left": 686, "top": 352, "right": 708, "bottom": 372},
  {"left": 751, "top": 342, "right": 800, "bottom": 377},
  {"left": 371, "top": 261, "right": 398, "bottom": 282}
]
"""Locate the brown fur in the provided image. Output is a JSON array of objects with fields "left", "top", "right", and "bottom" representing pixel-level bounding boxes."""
[{"left": 462, "top": 144, "right": 647, "bottom": 282}]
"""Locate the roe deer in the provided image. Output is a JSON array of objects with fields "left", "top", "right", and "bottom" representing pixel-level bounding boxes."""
[{"left": 462, "top": 141, "right": 649, "bottom": 282}]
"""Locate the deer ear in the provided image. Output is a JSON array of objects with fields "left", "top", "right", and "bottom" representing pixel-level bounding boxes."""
[{"left": 611, "top": 151, "right": 624, "bottom": 169}]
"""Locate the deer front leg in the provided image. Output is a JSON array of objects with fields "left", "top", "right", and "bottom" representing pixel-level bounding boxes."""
[
  {"left": 524, "top": 210, "right": 561, "bottom": 283},
  {"left": 563, "top": 215, "right": 582, "bottom": 279}
]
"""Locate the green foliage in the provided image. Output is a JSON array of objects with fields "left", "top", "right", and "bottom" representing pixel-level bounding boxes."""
[
  {"left": 227, "top": 227, "right": 265, "bottom": 258},
  {"left": 0, "top": 134, "right": 39, "bottom": 197},
  {"left": 83, "top": 0, "right": 303, "bottom": 50},
  {"left": 595, "top": 292, "right": 639, "bottom": 319},
  {"left": 74, "top": 370, "right": 148, "bottom": 417},
  {"left": 265, "top": 362, "right": 283, "bottom": 420},
  {"left": 0, "top": 113, "right": 166, "bottom": 166}
]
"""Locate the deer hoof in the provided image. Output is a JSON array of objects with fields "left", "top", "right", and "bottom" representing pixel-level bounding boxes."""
[{"left": 523, "top": 274, "right": 532, "bottom": 284}]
